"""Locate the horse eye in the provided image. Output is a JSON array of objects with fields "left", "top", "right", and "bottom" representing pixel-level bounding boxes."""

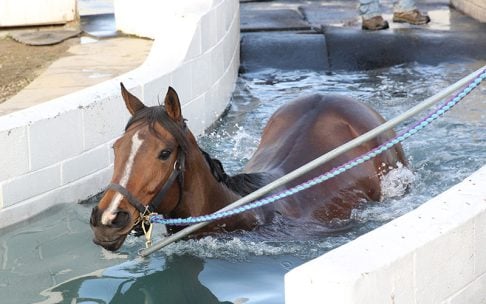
[{"left": 158, "top": 149, "right": 172, "bottom": 160}]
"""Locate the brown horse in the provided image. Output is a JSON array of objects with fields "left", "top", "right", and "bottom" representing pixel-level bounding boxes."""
[{"left": 90, "top": 84, "right": 407, "bottom": 251}]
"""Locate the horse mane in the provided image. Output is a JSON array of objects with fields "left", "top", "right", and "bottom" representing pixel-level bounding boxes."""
[
  {"left": 200, "top": 149, "right": 271, "bottom": 196},
  {"left": 125, "top": 105, "right": 190, "bottom": 153},
  {"left": 125, "top": 105, "right": 269, "bottom": 196}
]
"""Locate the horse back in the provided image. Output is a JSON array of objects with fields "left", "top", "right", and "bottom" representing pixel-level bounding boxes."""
[{"left": 244, "top": 94, "right": 407, "bottom": 221}]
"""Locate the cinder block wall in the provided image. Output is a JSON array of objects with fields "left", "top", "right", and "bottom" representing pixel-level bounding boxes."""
[
  {"left": 451, "top": 0, "right": 486, "bottom": 22},
  {"left": 0, "top": 0, "right": 240, "bottom": 229},
  {"left": 286, "top": 165, "right": 486, "bottom": 303}
]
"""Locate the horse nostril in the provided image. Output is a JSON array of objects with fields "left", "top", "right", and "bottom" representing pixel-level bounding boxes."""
[{"left": 111, "top": 211, "right": 130, "bottom": 228}]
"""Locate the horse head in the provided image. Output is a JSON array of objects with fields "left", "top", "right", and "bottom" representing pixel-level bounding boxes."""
[{"left": 90, "top": 84, "right": 192, "bottom": 251}]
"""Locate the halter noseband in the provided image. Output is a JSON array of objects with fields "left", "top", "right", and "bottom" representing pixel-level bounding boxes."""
[{"left": 106, "top": 151, "right": 186, "bottom": 219}]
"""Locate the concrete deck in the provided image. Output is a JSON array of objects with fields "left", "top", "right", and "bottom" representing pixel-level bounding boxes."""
[
  {"left": 0, "top": 37, "right": 152, "bottom": 115},
  {"left": 240, "top": 0, "right": 486, "bottom": 72},
  {"left": 0, "top": 1, "right": 152, "bottom": 116}
]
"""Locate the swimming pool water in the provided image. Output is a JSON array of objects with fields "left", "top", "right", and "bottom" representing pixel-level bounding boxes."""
[{"left": 0, "top": 62, "right": 485, "bottom": 303}]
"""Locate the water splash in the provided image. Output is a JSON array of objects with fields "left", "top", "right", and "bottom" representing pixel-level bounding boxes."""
[{"left": 380, "top": 162, "right": 416, "bottom": 200}]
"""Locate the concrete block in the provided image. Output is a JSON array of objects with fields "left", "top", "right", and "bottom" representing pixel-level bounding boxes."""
[
  {"left": 2, "top": 164, "right": 61, "bottom": 207},
  {"left": 29, "top": 109, "right": 83, "bottom": 170},
  {"left": 182, "top": 94, "right": 207, "bottom": 136},
  {"left": 211, "top": 41, "right": 225, "bottom": 85},
  {"left": 474, "top": 210, "right": 486, "bottom": 276},
  {"left": 170, "top": 63, "right": 193, "bottom": 106},
  {"left": 0, "top": 126, "right": 30, "bottom": 182},
  {"left": 58, "top": 166, "right": 112, "bottom": 203},
  {"left": 221, "top": 0, "right": 235, "bottom": 32},
  {"left": 205, "top": 82, "right": 225, "bottom": 124},
  {"left": 446, "top": 273, "right": 486, "bottom": 304},
  {"left": 415, "top": 221, "right": 475, "bottom": 303},
  {"left": 0, "top": 166, "right": 112, "bottom": 229},
  {"left": 82, "top": 94, "right": 129, "bottom": 150},
  {"left": 62, "top": 145, "right": 110, "bottom": 185},
  {"left": 224, "top": 10, "right": 240, "bottom": 70},
  {"left": 0, "top": 185, "right": 3, "bottom": 209},
  {"left": 186, "top": 25, "right": 202, "bottom": 60},
  {"left": 141, "top": 74, "right": 171, "bottom": 106},
  {"left": 191, "top": 53, "right": 212, "bottom": 99},
  {"left": 201, "top": 9, "right": 218, "bottom": 53},
  {"left": 214, "top": 1, "right": 225, "bottom": 44}
]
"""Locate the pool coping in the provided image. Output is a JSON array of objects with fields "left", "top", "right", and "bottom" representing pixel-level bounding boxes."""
[{"left": 285, "top": 164, "right": 486, "bottom": 303}]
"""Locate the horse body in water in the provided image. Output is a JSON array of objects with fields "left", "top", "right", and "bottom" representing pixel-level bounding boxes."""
[{"left": 90, "top": 84, "right": 406, "bottom": 251}]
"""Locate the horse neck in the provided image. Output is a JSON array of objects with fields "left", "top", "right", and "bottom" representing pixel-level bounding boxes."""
[{"left": 180, "top": 149, "right": 242, "bottom": 217}]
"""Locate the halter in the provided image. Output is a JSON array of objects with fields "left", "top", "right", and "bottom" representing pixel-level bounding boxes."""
[{"left": 106, "top": 151, "right": 186, "bottom": 224}]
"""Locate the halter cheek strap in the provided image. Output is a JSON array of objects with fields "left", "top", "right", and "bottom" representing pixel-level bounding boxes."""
[{"left": 106, "top": 151, "right": 186, "bottom": 215}]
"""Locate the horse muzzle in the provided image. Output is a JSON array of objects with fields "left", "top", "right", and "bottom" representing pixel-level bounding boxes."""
[{"left": 90, "top": 206, "right": 133, "bottom": 251}]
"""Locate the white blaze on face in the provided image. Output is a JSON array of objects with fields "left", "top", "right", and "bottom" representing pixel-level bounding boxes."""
[{"left": 102, "top": 130, "right": 144, "bottom": 225}]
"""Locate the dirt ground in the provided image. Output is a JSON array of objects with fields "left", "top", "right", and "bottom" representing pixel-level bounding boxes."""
[{"left": 0, "top": 36, "right": 77, "bottom": 103}]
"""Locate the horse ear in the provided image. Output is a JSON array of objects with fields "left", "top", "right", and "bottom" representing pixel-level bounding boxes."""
[
  {"left": 164, "top": 86, "right": 183, "bottom": 122},
  {"left": 120, "top": 82, "right": 145, "bottom": 115}
]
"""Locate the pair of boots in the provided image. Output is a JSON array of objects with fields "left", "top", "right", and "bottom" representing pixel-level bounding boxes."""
[{"left": 362, "top": 9, "right": 430, "bottom": 30}]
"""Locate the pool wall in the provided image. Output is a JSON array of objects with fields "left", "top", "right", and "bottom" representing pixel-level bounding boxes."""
[
  {"left": 286, "top": 164, "right": 486, "bottom": 303},
  {"left": 0, "top": 0, "right": 239, "bottom": 228}
]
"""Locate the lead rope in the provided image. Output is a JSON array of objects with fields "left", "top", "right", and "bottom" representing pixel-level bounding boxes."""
[{"left": 148, "top": 67, "right": 486, "bottom": 227}]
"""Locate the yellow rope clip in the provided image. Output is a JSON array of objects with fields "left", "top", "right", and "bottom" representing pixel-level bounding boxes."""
[{"left": 142, "top": 217, "right": 154, "bottom": 248}]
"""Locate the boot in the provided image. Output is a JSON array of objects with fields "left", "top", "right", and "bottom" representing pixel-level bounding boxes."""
[
  {"left": 393, "top": 9, "right": 431, "bottom": 25},
  {"left": 362, "top": 16, "right": 389, "bottom": 31}
]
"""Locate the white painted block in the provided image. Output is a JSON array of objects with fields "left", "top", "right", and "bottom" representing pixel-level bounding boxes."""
[
  {"left": 62, "top": 145, "right": 110, "bottom": 185},
  {"left": 214, "top": 0, "right": 226, "bottom": 43},
  {"left": 223, "top": 13, "right": 240, "bottom": 69},
  {"left": 201, "top": 9, "right": 218, "bottom": 53},
  {"left": 82, "top": 95, "right": 129, "bottom": 150},
  {"left": 474, "top": 207, "right": 486, "bottom": 276},
  {"left": 183, "top": 94, "right": 207, "bottom": 136},
  {"left": 2, "top": 164, "right": 61, "bottom": 207},
  {"left": 0, "top": 166, "right": 112, "bottom": 229},
  {"left": 29, "top": 109, "right": 83, "bottom": 171},
  {"left": 205, "top": 84, "right": 223, "bottom": 124},
  {"left": 0, "top": 185, "right": 3, "bottom": 209},
  {"left": 186, "top": 26, "right": 202, "bottom": 60},
  {"left": 141, "top": 74, "right": 171, "bottom": 106},
  {"left": 211, "top": 41, "right": 225, "bottom": 85},
  {"left": 0, "top": 126, "right": 29, "bottom": 182},
  {"left": 415, "top": 221, "right": 475, "bottom": 303},
  {"left": 0, "top": 0, "right": 77, "bottom": 27},
  {"left": 222, "top": 0, "right": 235, "bottom": 32},
  {"left": 58, "top": 166, "right": 112, "bottom": 203},
  {"left": 170, "top": 63, "right": 193, "bottom": 105},
  {"left": 446, "top": 273, "right": 486, "bottom": 304},
  {"left": 191, "top": 53, "right": 212, "bottom": 99}
]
